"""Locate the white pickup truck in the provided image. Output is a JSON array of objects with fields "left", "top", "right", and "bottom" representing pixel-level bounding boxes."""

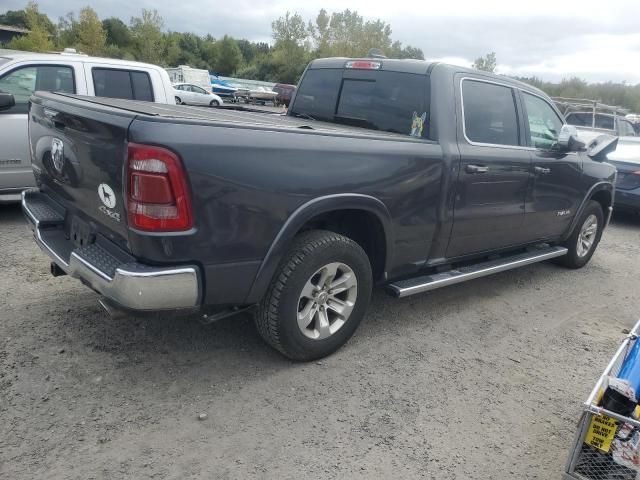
[{"left": 0, "top": 49, "right": 176, "bottom": 203}]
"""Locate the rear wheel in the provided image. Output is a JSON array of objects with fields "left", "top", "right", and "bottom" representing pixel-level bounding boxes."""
[
  {"left": 256, "top": 230, "right": 372, "bottom": 361},
  {"left": 557, "top": 200, "right": 604, "bottom": 269}
]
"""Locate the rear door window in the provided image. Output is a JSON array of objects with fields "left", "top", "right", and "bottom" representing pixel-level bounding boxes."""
[
  {"left": 92, "top": 68, "right": 154, "bottom": 101},
  {"left": 290, "top": 68, "right": 429, "bottom": 138},
  {"left": 594, "top": 114, "right": 614, "bottom": 130},
  {"left": 565, "top": 113, "right": 591, "bottom": 127},
  {"left": 0, "top": 64, "right": 75, "bottom": 114},
  {"left": 462, "top": 79, "right": 520, "bottom": 146}
]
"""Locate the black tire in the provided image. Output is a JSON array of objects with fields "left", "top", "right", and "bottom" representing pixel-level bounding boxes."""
[
  {"left": 256, "top": 230, "right": 373, "bottom": 361},
  {"left": 175, "top": 96, "right": 182, "bottom": 105},
  {"left": 210, "top": 99, "right": 220, "bottom": 107},
  {"left": 557, "top": 200, "right": 605, "bottom": 269}
]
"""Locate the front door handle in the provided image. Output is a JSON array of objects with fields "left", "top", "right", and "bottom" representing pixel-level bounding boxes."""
[
  {"left": 466, "top": 164, "right": 489, "bottom": 174},
  {"left": 534, "top": 166, "right": 551, "bottom": 175}
]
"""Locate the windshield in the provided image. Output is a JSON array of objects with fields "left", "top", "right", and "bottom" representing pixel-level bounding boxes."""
[{"left": 290, "top": 68, "right": 430, "bottom": 138}]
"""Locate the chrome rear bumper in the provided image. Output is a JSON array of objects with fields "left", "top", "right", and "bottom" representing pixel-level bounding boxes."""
[{"left": 22, "top": 190, "right": 201, "bottom": 311}]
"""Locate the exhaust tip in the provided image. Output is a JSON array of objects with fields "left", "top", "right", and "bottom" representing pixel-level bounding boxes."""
[{"left": 98, "top": 297, "right": 126, "bottom": 319}]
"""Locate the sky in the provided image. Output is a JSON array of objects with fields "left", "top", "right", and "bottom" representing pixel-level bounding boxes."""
[{"left": 4, "top": 0, "right": 640, "bottom": 83}]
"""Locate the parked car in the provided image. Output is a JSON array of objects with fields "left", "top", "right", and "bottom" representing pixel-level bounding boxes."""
[
  {"left": 22, "top": 56, "right": 616, "bottom": 360},
  {"left": 607, "top": 138, "right": 640, "bottom": 214},
  {"left": 166, "top": 65, "right": 211, "bottom": 93},
  {"left": 0, "top": 49, "right": 176, "bottom": 203},
  {"left": 554, "top": 98, "right": 636, "bottom": 140},
  {"left": 554, "top": 98, "right": 640, "bottom": 213},
  {"left": 273, "top": 83, "right": 297, "bottom": 107},
  {"left": 565, "top": 112, "right": 637, "bottom": 138},
  {"left": 173, "top": 83, "right": 223, "bottom": 106}
]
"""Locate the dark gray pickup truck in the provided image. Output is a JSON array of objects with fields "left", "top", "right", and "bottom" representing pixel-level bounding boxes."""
[{"left": 19, "top": 57, "right": 617, "bottom": 360}]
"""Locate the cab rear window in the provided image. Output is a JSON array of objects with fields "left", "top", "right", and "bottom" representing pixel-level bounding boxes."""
[
  {"left": 290, "top": 68, "right": 430, "bottom": 138},
  {"left": 92, "top": 68, "right": 154, "bottom": 102}
]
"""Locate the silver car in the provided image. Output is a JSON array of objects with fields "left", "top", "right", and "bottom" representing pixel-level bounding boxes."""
[
  {"left": 0, "top": 49, "right": 176, "bottom": 203},
  {"left": 173, "top": 83, "right": 223, "bottom": 107}
]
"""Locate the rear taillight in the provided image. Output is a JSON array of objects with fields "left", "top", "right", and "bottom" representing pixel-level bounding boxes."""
[
  {"left": 126, "top": 143, "right": 192, "bottom": 232},
  {"left": 633, "top": 170, "right": 640, "bottom": 176}
]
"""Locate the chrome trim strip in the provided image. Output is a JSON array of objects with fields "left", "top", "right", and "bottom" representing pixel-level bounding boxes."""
[{"left": 388, "top": 246, "right": 568, "bottom": 298}]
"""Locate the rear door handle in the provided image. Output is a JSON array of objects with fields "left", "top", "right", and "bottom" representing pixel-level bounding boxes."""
[
  {"left": 466, "top": 164, "right": 489, "bottom": 174},
  {"left": 534, "top": 166, "right": 551, "bottom": 175}
]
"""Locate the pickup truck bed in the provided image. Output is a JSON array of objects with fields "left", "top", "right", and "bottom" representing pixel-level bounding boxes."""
[{"left": 51, "top": 94, "right": 417, "bottom": 140}]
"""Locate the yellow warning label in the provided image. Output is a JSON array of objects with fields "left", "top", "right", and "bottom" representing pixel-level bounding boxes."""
[{"left": 585, "top": 414, "right": 618, "bottom": 453}]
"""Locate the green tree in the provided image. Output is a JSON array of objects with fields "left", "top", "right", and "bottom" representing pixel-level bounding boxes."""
[
  {"left": 130, "top": 9, "right": 164, "bottom": 64},
  {"left": 76, "top": 7, "right": 106, "bottom": 55},
  {"left": 56, "top": 12, "right": 77, "bottom": 49},
  {"left": 213, "top": 35, "right": 243, "bottom": 75},
  {"left": 270, "top": 12, "right": 309, "bottom": 83},
  {"left": 0, "top": 6, "right": 56, "bottom": 35},
  {"left": 473, "top": 52, "right": 497, "bottom": 73},
  {"left": 272, "top": 11, "right": 308, "bottom": 46},
  {"left": 102, "top": 17, "right": 132, "bottom": 49},
  {"left": 7, "top": 2, "right": 54, "bottom": 52}
]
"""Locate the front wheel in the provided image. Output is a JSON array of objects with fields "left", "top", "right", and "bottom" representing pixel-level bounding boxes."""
[
  {"left": 256, "top": 230, "right": 372, "bottom": 361},
  {"left": 557, "top": 200, "right": 604, "bottom": 269},
  {"left": 210, "top": 99, "right": 220, "bottom": 107},
  {"left": 175, "top": 96, "right": 182, "bottom": 105}
]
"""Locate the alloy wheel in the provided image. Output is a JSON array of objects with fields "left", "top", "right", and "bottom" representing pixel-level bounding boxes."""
[{"left": 296, "top": 262, "right": 358, "bottom": 340}]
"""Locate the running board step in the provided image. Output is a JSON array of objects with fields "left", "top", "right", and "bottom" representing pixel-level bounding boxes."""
[{"left": 387, "top": 246, "right": 568, "bottom": 298}]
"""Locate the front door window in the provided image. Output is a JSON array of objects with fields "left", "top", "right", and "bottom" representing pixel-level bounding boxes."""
[
  {"left": 522, "top": 93, "right": 564, "bottom": 149},
  {"left": 0, "top": 65, "right": 75, "bottom": 114}
]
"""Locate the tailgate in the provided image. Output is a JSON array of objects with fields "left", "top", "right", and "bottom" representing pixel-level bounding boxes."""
[{"left": 29, "top": 93, "right": 136, "bottom": 249}]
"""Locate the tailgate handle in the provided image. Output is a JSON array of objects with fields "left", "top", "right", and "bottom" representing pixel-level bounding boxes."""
[{"left": 53, "top": 120, "right": 65, "bottom": 130}]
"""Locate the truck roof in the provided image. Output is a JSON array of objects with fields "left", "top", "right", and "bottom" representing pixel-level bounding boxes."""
[
  {"left": 308, "top": 56, "right": 550, "bottom": 99},
  {"left": 0, "top": 48, "right": 165, "bottom": 71}
]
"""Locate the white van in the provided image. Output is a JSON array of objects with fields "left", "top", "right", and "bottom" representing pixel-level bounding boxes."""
[{"left": 0, "top": 49, "right": 176, "bottom": 202}]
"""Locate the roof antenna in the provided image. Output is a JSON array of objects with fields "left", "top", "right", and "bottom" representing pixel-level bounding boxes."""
[{"left": 367, "top": 48, "right": 387, "bottom": 59}]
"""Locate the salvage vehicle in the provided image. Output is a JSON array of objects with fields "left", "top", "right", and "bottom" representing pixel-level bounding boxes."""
[
  {"left": 607, "top": 139, "right": 640, "bottom": 214},
  {"left": 20, "top": 57, "right": 617, "bottom": 360},
  {"left": 273, "top": 83, "right": 297, "bottom": 107},
  {"left": 555, "top": 98, "right": 640, "bottom": 214},
  {"left": 0, "top": 49, "right": 176, "bottom": 203},
  {"left": 555, "top": 97, "right": 636, "bottom": 139}
]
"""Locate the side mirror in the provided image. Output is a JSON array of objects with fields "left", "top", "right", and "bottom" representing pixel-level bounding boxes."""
[
  {"left": 0, "top": 92, "right": 15, "bottom": 111},
  {"left": 556, "top": 124, "right": 585, "bottom": 152}
]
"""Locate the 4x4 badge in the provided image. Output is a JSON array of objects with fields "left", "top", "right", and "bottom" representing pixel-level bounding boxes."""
[{"left": 51, "top": 138, "right": 64, "bottom": 173}]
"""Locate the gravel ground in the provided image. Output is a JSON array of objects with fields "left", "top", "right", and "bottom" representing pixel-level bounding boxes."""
[{"left": 2, "top": 202, "right": 640, "bottom": 479}]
